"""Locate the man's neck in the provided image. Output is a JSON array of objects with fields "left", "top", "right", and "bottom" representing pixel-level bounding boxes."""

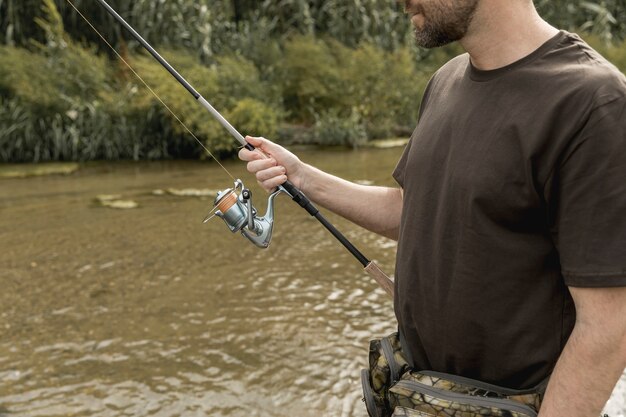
[{"left": 460, "top": 0, "right": 559, "bottom": 71}]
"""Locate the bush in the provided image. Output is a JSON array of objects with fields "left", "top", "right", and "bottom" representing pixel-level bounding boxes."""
[
  {"left": 0, "top": 96, "right": 178, "bottom": 162},
  {"left": 127, "top": 50, "right": 283, "bottom": 155},
  {"left": 0, "top": 1, "right": 430, "bottom": 159},
  {"left": 227, "top": 98, "right": 279, "bottom": 141},
  {"left": 213, "top": 55, "right": 282, "bottom": 111},
  {"left": 280, "top": 35, "right": 345, "bottom": 123},
  {"left": 334, "top": 41, "right": 427, "bottom": 138},
  {"left": 0, "top": 0, "right": 194, "bottom": 162},
  {"left": 312, "top": 109, "right": 367, "bottom": 148},
  {"left": 278, "top": 36, "right": 429, "bottom": 139},
  {"left": 0, "top": 42, "right": 109, "bottom": 116}
]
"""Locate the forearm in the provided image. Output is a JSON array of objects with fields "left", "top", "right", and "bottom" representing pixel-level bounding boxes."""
[
  {"left": 299, "top": 163, "right": 403, "bottom": 240},
  {"left": 538, "top": 308, "right": 626, "bottom": 416}
]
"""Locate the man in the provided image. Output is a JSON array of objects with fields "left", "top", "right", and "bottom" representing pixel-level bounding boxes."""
[{"left": 239, "top": 0, "right": 626, "bottom": 415}]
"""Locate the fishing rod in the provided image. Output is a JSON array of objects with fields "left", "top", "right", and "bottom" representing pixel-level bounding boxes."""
[{"left": 70, "top": 0, "right": 394, "bottom": 298}]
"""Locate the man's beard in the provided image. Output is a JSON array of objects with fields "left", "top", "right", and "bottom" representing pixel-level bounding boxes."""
[{"left": 410, "top": 1, "right": 480, "bottom": 48}]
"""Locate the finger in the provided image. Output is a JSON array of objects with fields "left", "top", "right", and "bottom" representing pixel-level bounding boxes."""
[
  {"left": 245, "top": 136, "right": 274, "bottom": 158},
  {"left": 257, "top": 180, "right": 274, "bottom": 193},
  {"left": 261, "top": 175, "right": 288, "bottom": 191},
  {"left": 255, "top": 165, "right": 286, "bottom": 182},
  {"left": 238, "top": 147, "right": 264, "bottom": 162},
  {"left": 247, "top": 158, "right": 277, "bottom": 174},
  {"left": 245, "top": 135, "right": 265, "bottom": 149},
  {"left": 245, "top": 135, "right": 261, "bottom": 146}
]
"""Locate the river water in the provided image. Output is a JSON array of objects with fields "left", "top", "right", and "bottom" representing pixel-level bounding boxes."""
[
  {"left": 0, "top": 148, "right": 401, "bottom": 417},
  {"left": 0, "top": 147, "right": 623, "bottom": 417}
]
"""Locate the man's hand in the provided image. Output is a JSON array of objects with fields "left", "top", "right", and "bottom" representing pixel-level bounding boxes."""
[
  {"left": 238, "top": 136, "right": 307, "bottom": 192},
  {"left": 238, "top": 135, "right": 404, "bottom": 240}
]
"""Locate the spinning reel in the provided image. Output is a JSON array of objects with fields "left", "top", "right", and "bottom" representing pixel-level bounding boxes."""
[{"left": 205, "top": 179, "right": 284, "bottom": 248}]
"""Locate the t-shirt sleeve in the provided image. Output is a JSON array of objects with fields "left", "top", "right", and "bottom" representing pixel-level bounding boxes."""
[
  {"left": 392, "top": 137, "right": 412, "bottom": 188},
  {"left": 392, "top": 75, "right": 436, "bottom": 188},
  {"left": 547, "top": 95, "right": 626, "bottom": 287}
]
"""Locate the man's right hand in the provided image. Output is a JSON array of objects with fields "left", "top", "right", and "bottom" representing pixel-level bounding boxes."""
[
  {"left": 238, "top": 136, "right": 307, "bottom": 193},
  {"left": 239, "top": 135, "right": 403, "bottom": 240}
]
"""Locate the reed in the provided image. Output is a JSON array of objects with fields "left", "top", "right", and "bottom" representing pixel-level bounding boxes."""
[{"left": 2, "top": 0, "right": 626, "bottom": 162}]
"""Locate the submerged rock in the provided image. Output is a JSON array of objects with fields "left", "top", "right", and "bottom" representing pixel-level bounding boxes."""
[
  {"left": 96, "top": 195, "right": 123, "bottom": 202},
  {"left": 0, "top": 163, "right": 80, "bottom": 179},
  {"left": 95, "top": 195, "right": 138, "bottom": 209},
  {"left": 102, "top": 200, "right": 138, "bottom": 209},
  {"left": 153, "top": 188, "right": 219, "bottom": 197},
  {"left": 365, "top": 138, "right": 410, "bottom": 149}
]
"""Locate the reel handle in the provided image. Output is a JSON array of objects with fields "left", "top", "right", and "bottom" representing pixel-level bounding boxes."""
[{"left": 241, "top": 188, "right": 254, "bottom": 230}]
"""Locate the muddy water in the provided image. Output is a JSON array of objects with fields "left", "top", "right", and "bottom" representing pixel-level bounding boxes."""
[
  {"left": 0, "top": 148, "right": 402, "bottom": 417},
  {"left": 1, "top": 147, "right": 624, "bottom": 417}
]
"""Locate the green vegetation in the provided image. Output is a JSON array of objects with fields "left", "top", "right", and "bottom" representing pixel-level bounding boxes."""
[{"left": 0, "top": 0, "right": 625, "bottom": 162}]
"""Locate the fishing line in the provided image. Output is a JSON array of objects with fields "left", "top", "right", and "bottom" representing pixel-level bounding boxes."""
[
  {"left": 64, "top": 0, "right": 236, "bottom": 181},
  {"left": 64, "top": 0, "right": 395, "bottom": 298}
]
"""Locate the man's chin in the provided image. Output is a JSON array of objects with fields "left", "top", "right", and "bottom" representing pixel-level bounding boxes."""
[
  {"left": 411, "top": 13, "right": 425, "bottom": 28},
  {"left": 414, "top": 30, "right": 456, "bottom": 49}
]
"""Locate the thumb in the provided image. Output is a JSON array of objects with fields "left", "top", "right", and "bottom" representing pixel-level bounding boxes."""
[
  {"left": 245, "top": 135, "right": 277, "bottom": 157},
  {"left": 244, "top": 135, "right": 267, "bottom": 149}
]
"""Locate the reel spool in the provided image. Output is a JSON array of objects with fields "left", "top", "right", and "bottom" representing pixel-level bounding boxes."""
[{"left": 206, "top": 179, "right": 283, "bottom": 248}]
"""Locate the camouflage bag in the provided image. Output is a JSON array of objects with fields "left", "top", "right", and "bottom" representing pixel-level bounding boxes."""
[
  {"left": 361, "top": 332, "right": 546, "bottom": 417},
  {"left": 361, "top": 332, "right": 410, "bottom": 417},
  {"left": 388, "top": 370, "right": 544, "bottom": 417}
]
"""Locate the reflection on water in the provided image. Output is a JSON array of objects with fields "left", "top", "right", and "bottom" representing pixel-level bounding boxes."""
[{"left": 0, "top": 148, "right": 402, "bottom": 417}]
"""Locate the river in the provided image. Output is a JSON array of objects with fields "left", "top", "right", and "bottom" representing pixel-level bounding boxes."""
[{"left": 0, "top": 147, "right": 623, "bottom": 417}]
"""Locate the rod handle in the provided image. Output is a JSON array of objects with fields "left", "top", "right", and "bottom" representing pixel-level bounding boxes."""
[{"left": 364, "top": 261, "right": 394, "bottom": 299}]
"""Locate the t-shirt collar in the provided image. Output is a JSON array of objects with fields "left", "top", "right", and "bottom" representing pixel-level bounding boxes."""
[{"left": 468, "top": 30, "right": 567, "bottom": 82}]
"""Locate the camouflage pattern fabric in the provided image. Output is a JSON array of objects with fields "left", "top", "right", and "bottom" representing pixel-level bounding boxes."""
[
  {"left": 388, "top": 372, "right": 541, "bottom": 417},
  {"left": 391, "top": 406, "right": 438, "bottom": 417},
  {"left": 394, "top": 372, "right": 542, "bottom": 412},
  {"left": 363, "top": 333, "right": 544, "bottom": 417},
  {"left": 369, "top": 333, "right": 409, "bottom": 391},
  {"left": 368, "top": 332, "right": 410, "bottom": 415}
]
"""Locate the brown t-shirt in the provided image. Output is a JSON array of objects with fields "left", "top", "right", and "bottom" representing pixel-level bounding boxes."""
[{"left": 392, "top": 31, "right": 626, "bottom": 389}]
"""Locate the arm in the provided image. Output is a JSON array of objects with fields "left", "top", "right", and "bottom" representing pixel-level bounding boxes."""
[
  {"left": 238, "top": 136, "right": 403, "bottom": 240},
  {"left": 538, "top": 286, "right": 626, "bottom": 417}
]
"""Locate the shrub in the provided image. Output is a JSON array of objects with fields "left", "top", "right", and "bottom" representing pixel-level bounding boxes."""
[
  {"left": 0, "top": 42, "right": 109, "bottom": 116},
  {"left": 227, "top": 98, "right": 279, "bottom": 140},
  {"left": 127, "top": 50, "right": 285, "bottom": 155},
  {"left": 312, "top": 109, "right": 367, "bottom": 148},
  {"left": 280, "top": 35, "right": 345, "bottom": 123},
  {"left": 127, "top": 49, "right": 230, "bottom": 154},
  {"left": 213, "top": 55, "right": 282, "bottom": 111},
  {"left": 334, "top": 41, "right": 427, "bottom": 138},
  {"left": 0, "top": 95, "right": 183, "bottom": 163},
  {"left": 278, "top": 37, "right": 430, "bottom": 139}
]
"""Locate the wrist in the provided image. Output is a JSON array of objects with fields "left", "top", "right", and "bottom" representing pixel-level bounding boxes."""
[{"left": 295, "top": 162, "right": 313, "bottom": 194}]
